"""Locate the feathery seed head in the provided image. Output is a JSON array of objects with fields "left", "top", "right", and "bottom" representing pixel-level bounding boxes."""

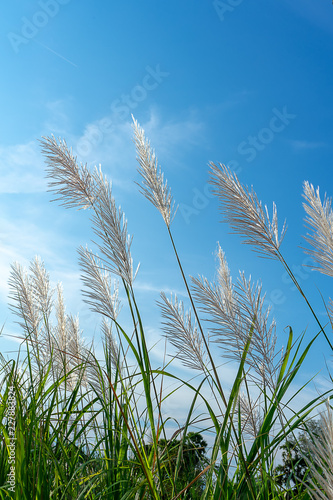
[
  {"left": 158, "top": 292, "right": 207, "bottom": 371},
  {"left": 30, "top": 256, "right": 53, "bottom": 319},
  {"left": 216, "top": 243, "right": 234, "bottom": 314},
  {"left": 101, "top": 318, "right": 120, "bottom": 371},
  {"left": 78, "top": 246, "right": 122, "bottom": 321},
  {"left": 41, "top": 136, "right": 137, "bottom": 285},
  {"left": 238, "top": 392, "right": 262, "bottom": 438},
  {"left": 132, "top": 116, "right": 177, "bottom": 227},
  {"left": 305, "top": 400, "right": 333, "bottom": 499},
  {"left": 191, "top": 244, "right": 279, "bottom": 388},
  {"left": 40, "top": 135, "right": 96, "bottom": 210},
  {"left": 8, "top": 259, "right": 53, "bottom": 358},
  {"left": 303, "top": 181, "right": 333, "bottom": 277},
  {"left": 209, "top": 163, "right": 287, "bottom": 259}
]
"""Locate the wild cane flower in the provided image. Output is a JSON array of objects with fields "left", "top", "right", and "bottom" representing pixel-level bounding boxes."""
[
  {"left": 66, "top": 314, "right": 88, "bottom": 388},
  {"left": 9, "top": 261, "right": 42, "bottom": 340},
  {"left": 30, "top": 256, "right": 53, "bottom": 321},
  {"left": 78, "top": 246, "right": 121, "bottom": 379},
  {"left": 40, "top": 135, "right": 96, "bottom": 210},
  {"left": 41, "top": 136, "right": 126, "bottom": 390},
  {"left": 53, "top": 283, "right": 70, "bottom": 378},
  {"left": 216, "top": 243, "right": 234, "bottom": 314},
  {"left": 305, "top": 400, "right": 333, "bottom": 499},
  {"left": 209, "top": 163, "right": 287, "bottom": 259},
  {"left": 191, "top": 244, "right": 278, "bottom": 389},
  {"left": 8, "top": 256, "right": 92, "bottom": 388},
  {"left": 132, "top": 116, "right": 177, "bottom": 227},
  {"left": 8, "top": 257, "right": 54, "bottom": 368},
  {"left": 78, "top": 245, "right": 121, "bottom": 322},
  {"left": 238, "top": 392, "right": 262, "bottom": 439},
  {"left": 41, "top": 136, "right": 136, "bottom": 285},
  {"left": 303, "top": 181, "right": 333, "bottom": 278},
  {"left": 132, "top": 118, "right": 208, "bottom": 369},
  {"left": 52, "top": 283, "right": 93, "bottom": 389},
  {"left": 100, "top": 317, "right": 120, "bottom": 369},
  {"left": 158, "top": 292, "right": 207, "bottom": 371}
]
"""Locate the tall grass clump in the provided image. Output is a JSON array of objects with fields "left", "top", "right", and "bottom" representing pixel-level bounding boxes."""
[{"left": 0, "top": 118, "right": 332, "bottom": 498}]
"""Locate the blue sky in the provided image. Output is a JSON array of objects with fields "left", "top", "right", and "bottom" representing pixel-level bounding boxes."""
[{"left": 1, "top": 0, "right": 333, "bottom": 420}]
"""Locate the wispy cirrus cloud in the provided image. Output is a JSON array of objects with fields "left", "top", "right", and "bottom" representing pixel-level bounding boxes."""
[
  {"left": 0, "top": 141, "right": 46, "bottom": 194},
  {"left": 0, "top": 103, "right": 206, "bottom": 195},
  {"left": 72, "top": 107, "right": 206, "bottom": 185},
  {"left": 0, "top": 99, "right": 71, "bottom": 194},
  {"left": 0, "top": 214, "right": 76, "bottom": 302},
  {"left": 134, "top": 280, "right": 187, "bottom": 298},
  {"left": 43, "top": 98, "right": 74, "bottom": 135}
]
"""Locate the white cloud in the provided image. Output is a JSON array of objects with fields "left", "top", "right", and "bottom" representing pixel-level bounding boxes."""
[
  {"left": 0, "top": 104, "right": 205, "bottom": 197},
  {"left": 134, "top": 280, "right": 187, "bottom": 298},
  {"left": 44, "top": 98, "right": 73, "bottom": 135},
  {"left": 0, "top": 98, "right": 76, "bottom": 194},
  {"left": 71, "top": 107, "right": 206, "bottom": 188},
  {"left": 0, "top": 141, "right": 46, "bottom": 194},
  {"left": 140, "top": 108, "right": 206, "bottom": 153}
]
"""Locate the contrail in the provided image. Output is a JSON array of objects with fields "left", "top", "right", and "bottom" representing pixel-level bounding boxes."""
[{"left": 33, "top": 39, "right": 78, "bottom": 68}]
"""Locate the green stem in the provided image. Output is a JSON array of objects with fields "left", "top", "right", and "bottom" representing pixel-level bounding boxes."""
[
  {"left": 278, "top": 250, "right": 333, "bottom": 351},
  {"left": 167, "top": 225, "right": 257, "bottom": 500}
]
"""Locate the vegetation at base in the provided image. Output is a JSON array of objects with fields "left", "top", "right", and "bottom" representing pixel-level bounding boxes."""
[
  {"left": 1, "top": 120, "right": 333, "bottom": 498},
  {"left": 142, "top": 432, "right": 208, "bottom": 499},
  {"left": 274, "top": 418, "right": 325, "bottom": 498}
]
